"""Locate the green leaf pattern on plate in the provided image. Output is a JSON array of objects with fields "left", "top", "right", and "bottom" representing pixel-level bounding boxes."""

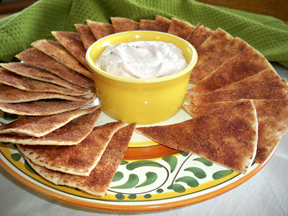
[
  {"left": 156, "top": 188, "right": 164, "bottom": 193},
  {"left": 112, "top": 171, "right": 124, "bottom": 182},
  {"left": 11, "top": 153, "right": 21, "bottom": 161},
  {"left": 120, "top": 160, "right": 129, "bottom": 165},
  {"left": 128, "top": 194, "right": 137, "bottom": 199},
  {"left": 193, "top": 157, "right": 213, "bottom": 166},
  {"left": 144, "top": 194, "right": 152, "bottom": 199},
  {"left": 136, "top": 172, "right": 157, "bottom": 188},
  {"left": 111, "top": 174, "right": 139, "bottom": 189},
  {"left": 110, "top": 153, "right": 235, "bottom": 199},
  {"left": 184, "top": 167, "right": 207, "bottom": 179},
  {"left": 115, "top": 193, "right": 125, "bottom": 200},
  {"left": 179, "top": 151, "right": 190, "bottom": 157},
  {"left": 175, "top": 176, "right": 199, "bottom": 187},
  {"left": 212, "top": 170, "right": 234, "bottom": 180},
  {"left": 167, "top": 183, "right": 186, "bottom": 193},
  {"left": 126, "top": 160, "right": 163, "bottom": 170},
  {"left": 162, "top": 155, "right": 177, "bottom": 173}
]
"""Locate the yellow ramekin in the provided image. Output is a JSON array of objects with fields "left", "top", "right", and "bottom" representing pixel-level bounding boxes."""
[{"left": 86, "top": 31, "right": 197, "bottom": 124}]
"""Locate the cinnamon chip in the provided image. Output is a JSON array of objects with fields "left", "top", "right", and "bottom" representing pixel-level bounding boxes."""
[
  {"left": 111, "top": 17, "right": 139, "bottom": 32},
  {"left": 86, "top": 20, "right": 115, "bottom": 40},
  {"left": 137, "top": 100, "right": 258, "bottom": 174},
  {"left": 168, "top": 18, "right": 195, "bottom": 39},
  {"left": 75, "top": 24, "right": 97, "bottom": 50}
]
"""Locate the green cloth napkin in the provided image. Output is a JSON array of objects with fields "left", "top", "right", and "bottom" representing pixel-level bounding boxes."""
[{"left": 1, "top": 0, "right": 288, "bottom": 68}]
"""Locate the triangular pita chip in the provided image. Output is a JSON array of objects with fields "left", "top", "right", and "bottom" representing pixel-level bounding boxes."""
[
  {"left": 0, "top": 106, "right": 100, "bottom": 137},
  {"left": 184, "top": 99, "right": 288, "bottom": 164},
  {"left": 188, "top": 46, "right": 272, "bottom": 93},
  {"left": 153, "top": 15, "right": 171, "bottom": 32},
  {"left": 186, "top": 67, "right": 288, "bottom": 105},
  {"left": 136, "top": 100, "right": 258, "bottom": 174},
  {"left": 86, "top": 20, "right": 115, "bottom": 40},
  {"left": 0, "top": 62, "right": 89, "bottom": 91},
  {"left": 0, "top": 96, "right": 95, "bottom": 116},
  {"left": 167, "top": 18, "right": 195, "bottom": 39},
  {"left": 16, "top": 48, "right": 95, "bottom": 90},
  {"left": 0, "top": 84, "right": 81, "bottom": 103},
  {"left": 0, "top": 107, "right": 101, "bottom": 145},
  {"left": 139, "top": 19, "right": 156, "bottom": 30},
  {"left": 25, "top": 123, "right": 136, "bottom": 196},
  {"left": 252, "top": 99, "right": 288, "bottom": 164},
  {"left": 51, "top": 31, "right": 93, "bottom": 73},
  {"left": 193, "top": 28, "right": 234, "bottom": 69},
  {"left": 75, "top": 24, "right": 97, "bottom": 50},
  {"left": 31, "top": 40, "right": 93, "bottom": 80},
  {"left": 0, "top": 68, "right": 90, "bottom": 96},
  {"left": 111, "top": 17, "right": 139, "bottom": 32},
  {"left": 190, "top": 37, "right": 248, "bottom": 83},
  {"left": 185, "top": 23, "right": 214, "bottom": 49},
  {"left": 17, "top": 121, "right": 125, "bottom": 175}
]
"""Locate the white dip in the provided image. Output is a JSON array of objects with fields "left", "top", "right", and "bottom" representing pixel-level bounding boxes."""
[{"left": 96, "top": 41, "right": 187, "bottom": 79}]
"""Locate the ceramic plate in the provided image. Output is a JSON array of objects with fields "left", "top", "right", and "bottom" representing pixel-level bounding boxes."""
[{"left": 0, "top": 98, "right": 273, "bottom": 212}]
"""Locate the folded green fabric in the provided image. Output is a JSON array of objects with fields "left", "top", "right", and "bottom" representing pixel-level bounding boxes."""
[{"left": 0, "top": 0, "right": 288, "bottom": 68}]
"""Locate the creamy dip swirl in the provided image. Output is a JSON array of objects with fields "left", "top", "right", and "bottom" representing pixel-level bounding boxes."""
[{"left": 96, "top": 41, "right": 187, "bottom": 79}]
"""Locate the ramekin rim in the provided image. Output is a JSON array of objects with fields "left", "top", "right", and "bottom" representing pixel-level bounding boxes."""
[{"left": 86, "top": 31, "right": 198, "bottom": 84}]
